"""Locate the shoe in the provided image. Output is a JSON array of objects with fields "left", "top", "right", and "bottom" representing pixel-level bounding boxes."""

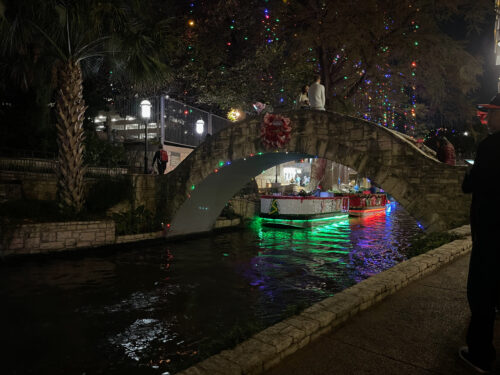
[{"left": 458, "top": 346, "right": 491, "bottom": 373}]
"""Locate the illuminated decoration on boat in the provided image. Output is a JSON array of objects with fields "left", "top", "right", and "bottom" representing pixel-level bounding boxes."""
[{"left": 259, "top": 214, "right": 349, "bottom": 224}]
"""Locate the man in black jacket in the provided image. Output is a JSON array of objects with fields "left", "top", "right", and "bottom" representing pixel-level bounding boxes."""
[
  {"left": 152, "top": 145, "right": 168, "bottom": 175},
  {"left": 460, "top": 94, "right": 500, "bottom": 373}
]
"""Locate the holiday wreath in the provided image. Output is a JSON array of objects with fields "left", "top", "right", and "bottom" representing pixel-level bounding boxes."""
[{"left": 260, "top": 113, "right": 292, "bottom": 149}]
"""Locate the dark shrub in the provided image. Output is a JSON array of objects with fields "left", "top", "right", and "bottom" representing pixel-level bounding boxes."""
[{"left": 85, "top": 177, "right": 132, "bottom": 213}]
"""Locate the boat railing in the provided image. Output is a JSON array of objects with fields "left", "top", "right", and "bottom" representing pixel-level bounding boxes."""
[{"left": 344, "top": 193, "right": 388, "bottom": 208}]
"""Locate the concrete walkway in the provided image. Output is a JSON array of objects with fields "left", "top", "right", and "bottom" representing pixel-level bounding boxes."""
[{"left": 264, "top": 253, "right": 500, "bottom": 375}]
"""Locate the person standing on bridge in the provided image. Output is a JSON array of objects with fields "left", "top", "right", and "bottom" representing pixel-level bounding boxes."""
[
  {"left": 295, "top": 85, "right": 310, "bottom": 109},
  {"left": 459, "top": 93, "right": 500, "bottom": 373},
  {"left": 152, "top": 144, "right": 168, "bottom": 175},
  {"left": 436, "top": 136, "right": 456, "bottom": 166},
  {"left": 308, "top": 75, "right": 325, "bottom": 110}
]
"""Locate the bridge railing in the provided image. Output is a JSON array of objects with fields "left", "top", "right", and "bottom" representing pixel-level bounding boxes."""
[
  {"left": 0, "top": 155, "right": 131, "bottom": 177},
  {"left": 110, "top": 96, "right": 232, "bottom": 147}
]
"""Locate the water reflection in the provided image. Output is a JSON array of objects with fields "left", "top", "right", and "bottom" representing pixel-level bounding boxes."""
[{"left": 0, "top": 203, "right": 422, "bottom": 375}]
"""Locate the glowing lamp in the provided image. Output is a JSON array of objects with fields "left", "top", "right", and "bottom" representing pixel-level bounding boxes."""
[
  {"left": 140, "top": 100, "right": 152, "bottom": 119},
  {"left": 195, "top": 119, "right": 204, "bottom": 134},
  {"left": 227, "top": 108, "right": 241, "bottom": 122}
]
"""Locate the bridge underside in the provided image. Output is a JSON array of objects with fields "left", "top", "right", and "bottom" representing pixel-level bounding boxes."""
[{"left": 166, "top": 152, "right": 309, "bottom": 237}]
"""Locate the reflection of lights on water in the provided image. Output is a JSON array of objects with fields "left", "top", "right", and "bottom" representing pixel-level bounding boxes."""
[
  {"left": 109, "top": 318, "right": 177, "bottom": 362},
  {"left": 252, "top": 218, "right": 352, "bottom": 252},
  {"left": 245, "top": 204, "right": 422, "bottom": 301}
]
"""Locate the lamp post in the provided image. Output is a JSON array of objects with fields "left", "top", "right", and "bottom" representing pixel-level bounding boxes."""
[
  {"left": 195, "top": 119, "right": 204, "bottom": 134},
  {"left": 140, "top": 100, "right": 152, "bottom": 174},
  {"left": 195, "top": 119, "right": 204, "bottom": 145},
  {"left": 496, "top": 0, "right": 500, "bottom": 91}
]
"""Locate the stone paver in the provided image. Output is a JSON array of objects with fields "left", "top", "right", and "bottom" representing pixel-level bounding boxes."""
[{"left": 263, "top": 254, "right": 491, "bottom": 375}]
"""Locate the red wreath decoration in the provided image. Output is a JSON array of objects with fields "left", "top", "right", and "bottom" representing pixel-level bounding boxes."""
[{"left": 260, "top": 113, "right": 292, "bottom": 149}]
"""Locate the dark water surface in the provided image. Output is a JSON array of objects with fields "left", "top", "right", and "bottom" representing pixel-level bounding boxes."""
[{"left": 0, "top": 203, "right": 422, "bottom": 374}]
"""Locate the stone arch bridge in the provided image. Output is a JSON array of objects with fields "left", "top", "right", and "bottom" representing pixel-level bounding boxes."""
[{"left": 160, "top": 110, "right": 470, "bottom": 238}]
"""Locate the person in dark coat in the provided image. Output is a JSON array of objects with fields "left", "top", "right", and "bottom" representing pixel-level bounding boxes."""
[
  {"left": 436, "top": 136, "right": 456, "bottom": 166},
  {"left": 152, "top": 144, "right": 168, "bottom": 175},
  {"left": 459, "top": 93, "right": 500, "bottom": 373}
]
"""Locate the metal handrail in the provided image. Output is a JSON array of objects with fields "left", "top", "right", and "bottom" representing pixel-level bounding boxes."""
[{"left": 0, "top": 156, "right": 131, "bottom": 177}]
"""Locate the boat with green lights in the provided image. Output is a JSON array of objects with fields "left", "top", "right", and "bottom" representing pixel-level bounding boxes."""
[{"left": 259, "top": 195, "right": 349, "bottom": 228}]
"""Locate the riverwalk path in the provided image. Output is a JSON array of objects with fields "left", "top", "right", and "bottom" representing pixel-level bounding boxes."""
[{"left": 264, "top": 244, "right": 500, "bottom": 374}]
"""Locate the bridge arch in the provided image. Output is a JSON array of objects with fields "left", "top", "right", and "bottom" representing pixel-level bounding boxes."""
[{"left": 163, "top": 110, "right": 470, "bottom": 237}]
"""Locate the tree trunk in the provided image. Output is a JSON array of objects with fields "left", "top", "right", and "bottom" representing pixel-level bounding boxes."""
[{"left": 55, "top": 59, "right": 87, "bottom": 213}]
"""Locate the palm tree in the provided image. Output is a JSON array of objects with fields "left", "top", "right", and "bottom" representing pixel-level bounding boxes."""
[{"left": 1, "top": 0, "right": 169, "bottom": 213}]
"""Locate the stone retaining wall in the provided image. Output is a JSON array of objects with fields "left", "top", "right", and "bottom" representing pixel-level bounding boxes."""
[
  {"left": 1, "top": 221, "right": 115, "bottom": 256},
  {"left": 1, "top": 215, "right": 243, "bottom": 257},
  {"left": 115, "top": 230, "right": 164, "bottom": 244},
  {"left": 214, "top": 218, "right": 241, "bottom": 229},
  {"left": 229, "top": 197, "right": 259, "bottom": 219},
  {"left": 175, "top": 225, "right": 472, "bottom": 375}
]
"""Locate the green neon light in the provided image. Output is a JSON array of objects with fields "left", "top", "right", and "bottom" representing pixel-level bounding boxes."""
[
  {"left": 260, "top": 214, "right": 348, "bottom": 223},
  {"left": 249, "top": 217, "right": 352, "bottom": 255}
]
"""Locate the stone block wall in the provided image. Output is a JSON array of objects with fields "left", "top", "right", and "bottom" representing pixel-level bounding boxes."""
[
  {"left": 214, "top": 217, "right": 241, "bottom": 228},
  {"left": 162, "top": 110, "right": 472, "bottom": 234},
  {"left": 229, "top": 197, "right": 259, "bottom": 219},
  {"left": 0, "top": 171, "right": 58, "bottom": 201},
  {"left": 115, "top": 230, "right": 163, "bottom": 244},
  {"left": 23, "top": 178, "right": 58, "bottom": 201},
  {"left": 1, "top": 221, "right": 115, "bottom": 256},
  {"left": 131, "top": 174, "right": 158, "bottom": 214}
]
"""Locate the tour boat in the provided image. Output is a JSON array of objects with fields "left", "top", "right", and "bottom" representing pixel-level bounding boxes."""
[
  {"left": 259, "top": 195, "right": 349, "bottom": 228},
  {"left": 344, "top": 193, "right": 389, "bottom": 217}
]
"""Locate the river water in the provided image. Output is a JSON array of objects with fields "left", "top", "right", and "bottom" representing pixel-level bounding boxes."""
[{"left": 1, "top": 203, "right": 422, "bottom": 375}]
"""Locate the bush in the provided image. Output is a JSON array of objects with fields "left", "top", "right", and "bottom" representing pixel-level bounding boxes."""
[
  {"left": 85, "top": 177, "right": 133, "bottom": 213},
  {"left": 84, "top": 132, "right": 127, "bottom": 167},
  {"left": 406, "top": 231, "right": 463, "bottom": 258},
  {"left": 0, "top": 199, "right": 61, "bottom": 222},
  {"left": 112, "top": 205, "right": 160, "bottom": 235}
]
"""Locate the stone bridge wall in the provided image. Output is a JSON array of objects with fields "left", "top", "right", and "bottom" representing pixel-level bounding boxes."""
[{"left": 161, "top": 110, "right": 471, "bottom": 234}]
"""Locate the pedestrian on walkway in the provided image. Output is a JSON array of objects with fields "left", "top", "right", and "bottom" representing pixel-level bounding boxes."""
[
  {"left": 308, "top": 75, "right": 325, "bottom": 111},
  {"left": 152, "top": 144, "right": 168, "bottom": 175},
  {"left": 436, "top": 136, "right": 456, "bottom": 166},
  {"left": 460, "top": 93, "right": 500, "bottom": 373}
]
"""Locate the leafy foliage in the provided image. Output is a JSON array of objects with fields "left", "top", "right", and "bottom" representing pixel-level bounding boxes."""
[
  {"left": 83, "top": 129, "right": 127, "bottom": 167},
  {"left": 85, "top": 177, "right": 132, "bottom": 214},
  {"left": 168, "top": 0, "right": 491, "bottom": 135},
  {"left": 406, "top": 231, "right": 464, "bottom": 258},
  {"left": 112, "top": 205, "right": 160, "bottom": 235},
  {"left": 0, "top": 0, "right": 174, "bottom": 212}
]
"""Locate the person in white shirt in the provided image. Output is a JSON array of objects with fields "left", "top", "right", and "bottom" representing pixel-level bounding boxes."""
[{"left": 308, "top": 75, "right": 325, "bottom": 110}]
